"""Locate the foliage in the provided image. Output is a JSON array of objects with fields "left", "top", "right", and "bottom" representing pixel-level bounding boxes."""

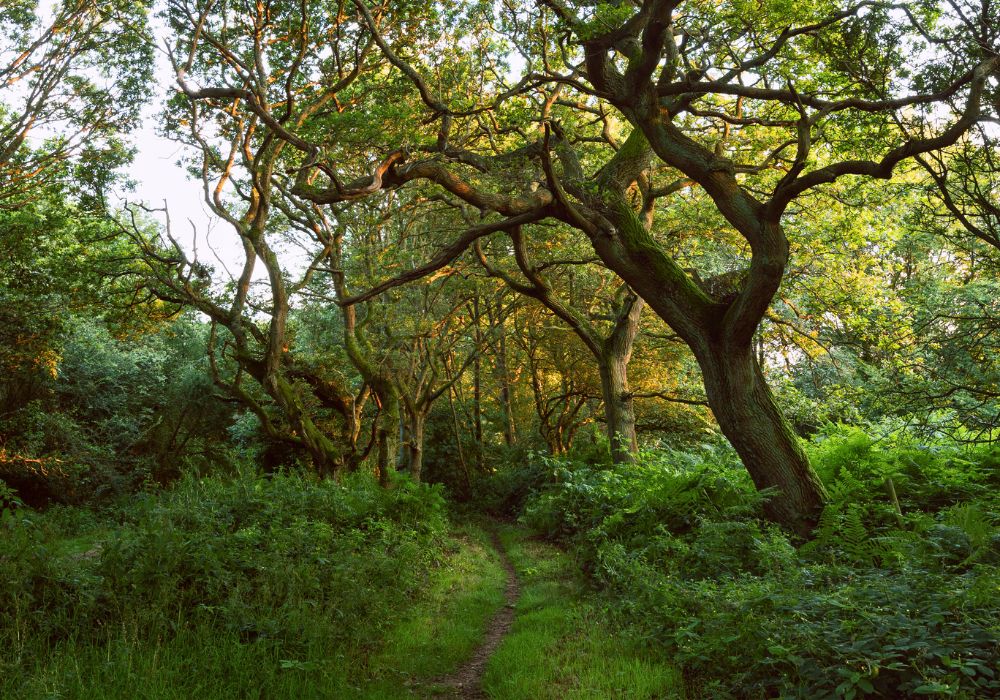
[
  {"left": 520, "top": 432, "right": 1000, "bottom": 698},
  {"left": 1, "top": 316, "right": 237, "bottom": 505},
  {"left": 3, "top": 0, "right": 1000, "bottom": 694},
  {"left": 0, "top": 471, "right": 448, "bottom": 696},
  {"left": 0, "top": 0, "right": 153, "bottom": 209}
]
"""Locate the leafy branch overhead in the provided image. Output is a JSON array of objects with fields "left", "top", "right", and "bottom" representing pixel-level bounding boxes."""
[{"left": 164, "top": 0, "right": 998, "bottom": 532}]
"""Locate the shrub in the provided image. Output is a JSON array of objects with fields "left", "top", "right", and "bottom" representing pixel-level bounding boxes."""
[
  {"left": 519, "top": 434, "right": 1000, "bottom": 698},
  {"left": 462, "top": 446, "right": 554, "bottom": 516},
  {"left": 0, "top": 471, "right": 448, "bottom": 695}
]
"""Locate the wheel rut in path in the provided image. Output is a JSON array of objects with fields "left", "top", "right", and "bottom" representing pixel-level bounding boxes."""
[{"left": 433, "top": 529, "right": 519, "bottom": 699}]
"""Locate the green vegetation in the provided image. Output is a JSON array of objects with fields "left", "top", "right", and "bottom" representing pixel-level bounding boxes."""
[
  {"left": 484, "top": 526, "right": 683, "bottom": 699},
  {"left": 3, "top": 1, "right": 1000, "bottom": 697},
  {"left": 516, "top": 428, "right": 1000, "bottom": 698},
  {"left": 0, "top": 472, "right": 459, "bottom": 698},
  {"left": 370, "top": 524, "right": 507, "bottom": 692}
]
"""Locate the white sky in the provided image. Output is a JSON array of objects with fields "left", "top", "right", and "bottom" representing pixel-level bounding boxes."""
[{"left": 119, "top": 23, "right": 243, "bottom": 275}]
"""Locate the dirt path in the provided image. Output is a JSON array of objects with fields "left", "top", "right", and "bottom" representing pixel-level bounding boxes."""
[{"left": 432, "top": 530, "right": 519, "bottom": 698}]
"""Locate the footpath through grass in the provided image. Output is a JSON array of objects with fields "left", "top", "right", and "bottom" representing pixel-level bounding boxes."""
[
  {"left": 2, "top": 470, "right": 681, "bottom": 699},
  {"left": 482, "top": 524, "right": 683, "bottom": 700},
  {"left": 363, "top": 523, "right": 507, "bottom": 697}
]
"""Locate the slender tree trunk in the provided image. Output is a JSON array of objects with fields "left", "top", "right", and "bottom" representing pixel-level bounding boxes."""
[
  {"left": 376, "top": 388, "right": 400, "bottom": 486},
  {"left": 472, "top": 298, "right": 484, "bottom": 467},
  {"left": 697, "top": 344, "right": 827, "bottom": 535},
  {"left": 496, "top": 332, "right": 516, "bottom": 446},
  {"left": 600, "top": 294, "right": 643, "bottom": 464},
  {"left": 376, "top": 424, "right": 391, "bottom": 487},
  {"left": 598, "top": 355, "right": 638, "bottom": 464},
  {"left": 407, "top": 411, "right": 426, "bottom": 483}
]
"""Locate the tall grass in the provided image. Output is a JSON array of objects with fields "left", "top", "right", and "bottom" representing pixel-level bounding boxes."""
[{"left": 0, "top": 471, "right": 450, "bottom": 698}]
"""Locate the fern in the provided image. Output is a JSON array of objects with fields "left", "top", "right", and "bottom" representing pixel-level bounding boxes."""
[
  {"left": 801, "top": 503, "right": 890, "bottom": 566},
  {"left": 827, "top": 469, "right": 867, "bottom": 505},
  {"left": 799, "top": 504, "right": 842, "bottom": 560},
  {"left": 943, "top": 503, "right": 997, "bottom": 550},
  {"left": 841, "top": 505, "right": 880, "bottom": 565}
]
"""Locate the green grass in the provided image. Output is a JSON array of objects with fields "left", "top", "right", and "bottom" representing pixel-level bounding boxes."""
[
  {"left": 7, "top": 631, "right": 359, "bottom": 700},
  {"left": 3, "top": 479, "right": 681, "bottom": 700},
  {"left": 482, "top": 525, "right": 683, "bottom": 699},
  {"left": 2, "top": 521, "right": 507, "bottom": 699},
  {"left": 363, "top": 523, "right": 507, "bottom": 697}
]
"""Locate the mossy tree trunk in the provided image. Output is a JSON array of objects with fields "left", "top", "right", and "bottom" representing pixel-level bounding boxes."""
[
  {"left": 599, "top": 293, "right": 644, "bottom": 464},
  {"left": 697, "top": 345, "right": 826, "bottom": 535},
  {"left": 554, "top": 126, "right": 829, "bottom": 532}
]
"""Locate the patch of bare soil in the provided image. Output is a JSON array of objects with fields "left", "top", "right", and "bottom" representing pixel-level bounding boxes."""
[{"left": 432, "top": 530, "right": 519, "bottom": 699}]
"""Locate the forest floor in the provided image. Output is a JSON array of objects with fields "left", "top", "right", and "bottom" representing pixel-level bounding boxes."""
[
  {"left": 410, "top": 522, "right": 682, "bottom": 700},
  {"left": 430, "top": 529, "right": 520, "bottom": 698}
]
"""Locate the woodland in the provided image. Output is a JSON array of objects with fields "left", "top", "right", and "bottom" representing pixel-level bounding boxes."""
[{"left": 1, "top": 0, "right": 1000, "bottom": 697}]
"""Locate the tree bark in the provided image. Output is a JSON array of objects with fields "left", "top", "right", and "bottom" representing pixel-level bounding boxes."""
[
  {"left": 375, "top": 421, "right": 392, "bottom": 487},
  {"left": 697, "top": 344, "right": 827, "bottom": 536},
  {"left": 373, "top": 383, "right": 400, "bottom": 487},
  {"left": 598, "top": 355, "right": 638, "bottom": 464},
  {"left": 405, "top": 410, "right": 426, "bottom": 482},
  {"left": 268, "top": 374, "right": 346, "bottom": 478},
  {"left": 599, "top": 294, "right": 643, "bottom": 464}
]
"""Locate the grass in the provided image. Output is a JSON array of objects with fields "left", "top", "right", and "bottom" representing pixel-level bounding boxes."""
[
  {"left": 363, "top": 523, "right": 507, "bottom": 697},
  {"left": 2, "top": 520, "right": 507, "bottom": 699},
  {"left": 482, "top": 525, "right": 683, "bottom": 699},
  {"left": 8, "top": 632, "right": 359, "bottom": 700},
  {"left": 4, "top": 482, "right": 680, "bottom": 700}
]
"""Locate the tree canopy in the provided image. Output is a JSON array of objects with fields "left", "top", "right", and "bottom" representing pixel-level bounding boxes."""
[
  {"left": 3, "top": 2, "right": 1000, "bottom": 697},
  {"left": 134, "top": 0, "right": 999, "bottom": 531}
]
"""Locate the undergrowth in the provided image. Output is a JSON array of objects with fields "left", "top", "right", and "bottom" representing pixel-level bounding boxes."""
[
  {"left": 519, "top": 427, "right": 1000, "bottom": 699},
  {"left": 0, "top": 470, "right": 449, "bottom": 698}
]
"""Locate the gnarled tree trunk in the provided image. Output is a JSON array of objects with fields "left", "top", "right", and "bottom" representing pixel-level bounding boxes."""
[
  {"left": 696, "top": 344, "right": 826, "bottom": 535},
  {"left": 599, "top": 294, "right": 643, "bottom": 464},
  {"left": 598, "top": 354, "right": 638, "bottom": 464}
]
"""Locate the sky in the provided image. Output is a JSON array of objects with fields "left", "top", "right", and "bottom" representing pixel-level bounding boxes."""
[{"left": 120, "top": 31, "right": 240, "bottom": 275}]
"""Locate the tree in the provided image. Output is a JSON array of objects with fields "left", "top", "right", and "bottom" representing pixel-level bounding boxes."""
[
  {"left": 0, "top": 0, "right": 152, "bottom": 208},
  {"left": 390, "top": 282, "right": 489, "bottom": 481},
  {"left": 166, "top": 0, "right": 998, "bottom": 532},
  {"left": 476, "top": 228, "right": 644, "bottom": 463},
  {"left": 517, "top": 0, "right": 998, "bottom": 532},
  {"left": 0, "top": 0, "right": 154, "bottom": 419}
]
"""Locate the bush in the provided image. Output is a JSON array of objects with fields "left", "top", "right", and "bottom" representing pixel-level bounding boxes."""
[
  {"left": 459, "top": 445, "right": 553, "bottom": 516},
  {"left": 519, "top": 435, "right": 1000, "bottom": 698},
  {"left": 809, "top": 424, "right": 1000, "bottom": 514},
  {"left": 0, "top": 471, "right": 448, "bottom": 695},
  {"left": 521, "top": 445, "right": 771, "bottom": 575}
]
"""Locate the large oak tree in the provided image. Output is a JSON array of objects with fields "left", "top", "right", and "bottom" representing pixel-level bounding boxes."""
[{"left": 166, "top": 0, "right": 998, "bottom": 532}]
